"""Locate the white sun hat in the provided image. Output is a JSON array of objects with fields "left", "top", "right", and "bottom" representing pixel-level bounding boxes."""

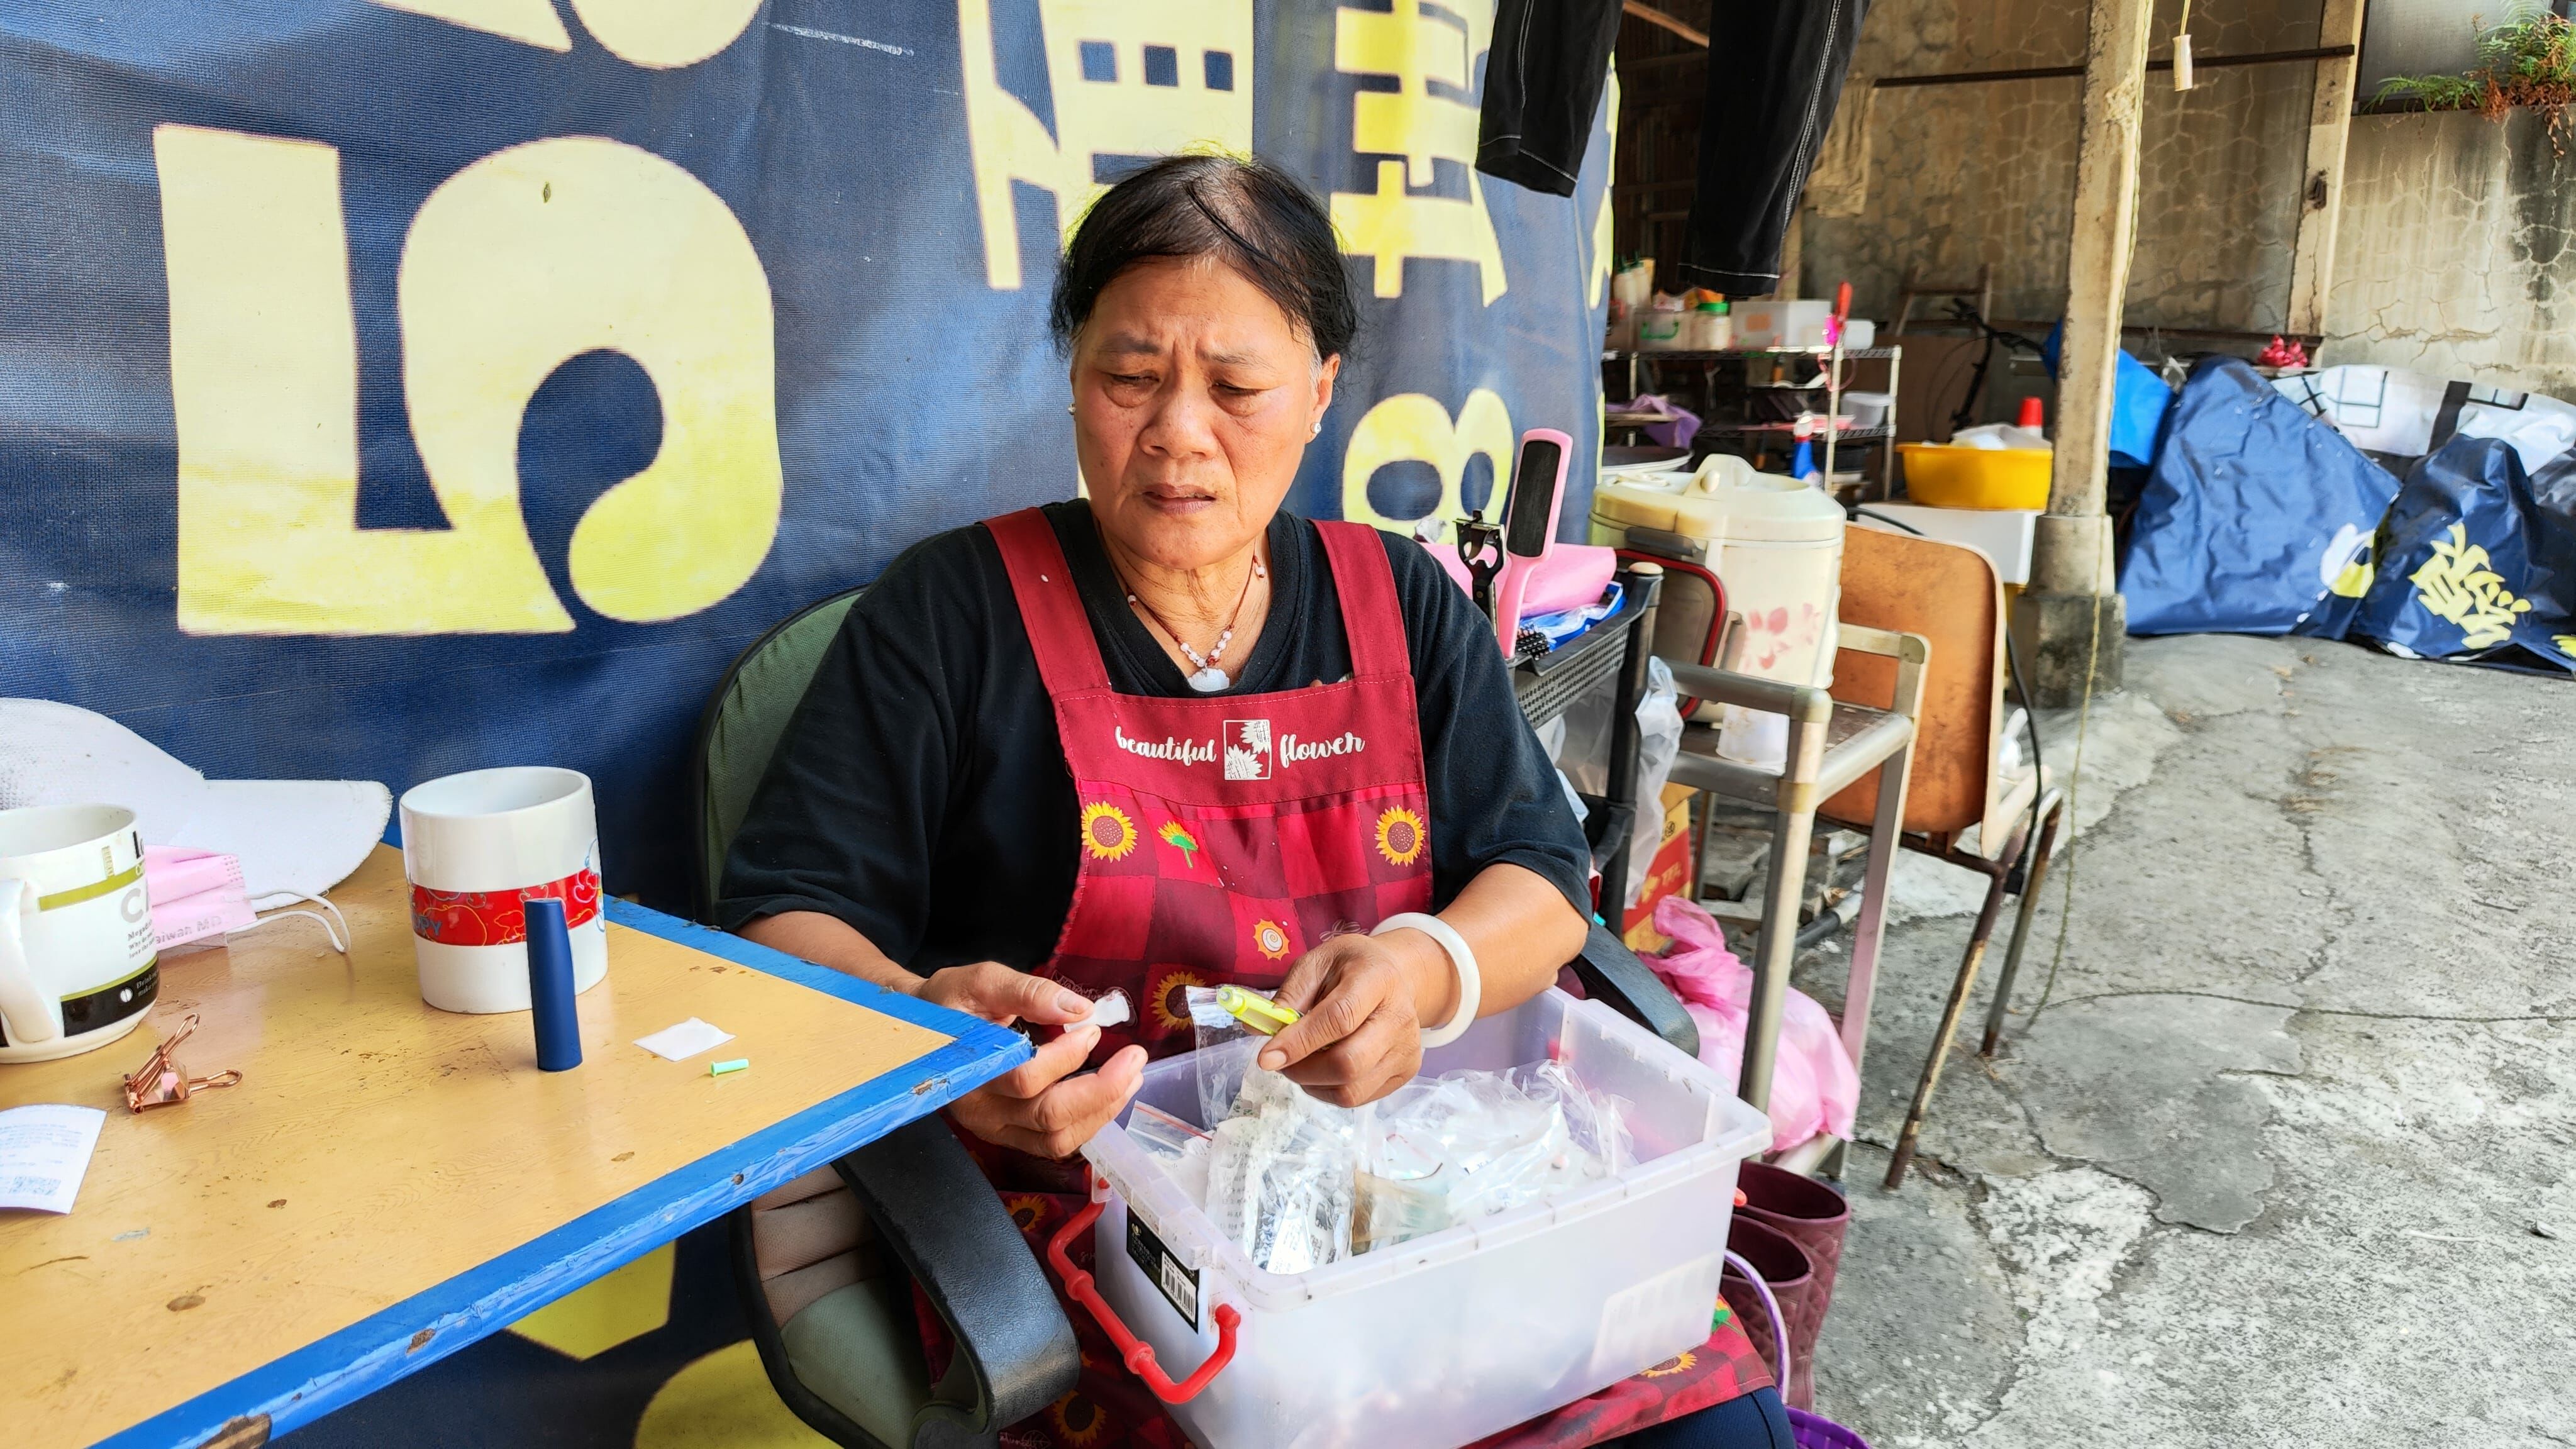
[{"left": 0, "top": 699, "right": 391, "bottom": 903}]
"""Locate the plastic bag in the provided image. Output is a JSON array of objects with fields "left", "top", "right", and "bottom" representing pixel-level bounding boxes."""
[
  {"left": 1645, "top": 895, "right": 1857, "bottom": 1151},
  {"left": 1354, "top": 1061, "right": 1633, "bottom": 1239},
  {"left": 1187, "top": 985, "right": 1265, "bottom": 1130},
  {"left": 1553, "top": 656, "right": 1686, "bottom": 904},
  {"left": 1127, "top": 1101, "right": 1212, "bottom": 1206},
  {"left": 1206, "top": 1104, "right": 1355, "bottom": 1275},
  {"left": 1518, "top": 1059, "right": 1634, "bottom": 1177},
  {"left": 1187, "top": 985, "right": 1361, "bottom": 1274},
  {"left": 1165, "top": 989, "right": 1639, "bottom": 1263},
  {"left": 1950, "top": 423, "right": 2051, "bottom": 452}
]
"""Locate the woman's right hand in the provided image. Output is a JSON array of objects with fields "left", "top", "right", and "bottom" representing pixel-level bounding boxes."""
[{"left": 913, "top": 962, "right": 1148, "bottom": 1158}]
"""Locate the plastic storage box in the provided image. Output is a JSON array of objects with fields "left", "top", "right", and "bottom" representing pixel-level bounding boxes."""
[
  {"left": 1731, "top": 301, "right": 1876, "bottom": 352},
  {"left": 1077, "top": 989, "right": 1772, "bottom": 1449}
]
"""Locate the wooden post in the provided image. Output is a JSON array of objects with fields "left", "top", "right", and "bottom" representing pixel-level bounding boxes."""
[
  {"left": 2285, "top": 0, "right": 2368, "bottom": 339},
  {"left": 2020, "top": 0, "right": 2155, "bottom": 702}
]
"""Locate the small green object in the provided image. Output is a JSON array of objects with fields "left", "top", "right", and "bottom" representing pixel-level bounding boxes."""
[{"left": 710, "top": 1058, "right": 749, "bottom": 1077}]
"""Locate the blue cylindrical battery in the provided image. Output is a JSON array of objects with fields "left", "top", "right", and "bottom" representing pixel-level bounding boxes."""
[{"left": 524, "top": 896, "right": 583, "bottom": 1072}]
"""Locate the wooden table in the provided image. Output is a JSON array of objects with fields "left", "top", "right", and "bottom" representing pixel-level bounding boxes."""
[{"left": 0, "top": 847, "right": 1028, "bottom": 1449}]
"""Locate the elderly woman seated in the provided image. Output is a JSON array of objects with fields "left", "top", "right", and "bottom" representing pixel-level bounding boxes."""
[{"left": 722, "top": 154, "right": 1791, "bottom": 1449}]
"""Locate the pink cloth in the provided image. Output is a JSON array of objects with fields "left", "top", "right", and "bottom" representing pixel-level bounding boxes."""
[
  {"left": 1644, "top": 896, "right": 1858, "bottom": 1151},
  {"left": 142, "top": 845, "right": 255, "bottom": 950}
]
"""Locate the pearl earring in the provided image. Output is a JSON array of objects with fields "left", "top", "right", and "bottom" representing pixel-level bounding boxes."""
[
  {"left": 1067, "top": 404, "right": 1075, "bottom": 415},
  {"left": 1311, "top": 420, "right": 1323, "bottom": 436}
]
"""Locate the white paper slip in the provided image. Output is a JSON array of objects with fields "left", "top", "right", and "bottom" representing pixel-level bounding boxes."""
[
  {"left": 635, "top": 1017, "right": 735, "bottom": 1062},
  {"left": 0, "top": 1104, "right": 108, "bottom": 1214}
]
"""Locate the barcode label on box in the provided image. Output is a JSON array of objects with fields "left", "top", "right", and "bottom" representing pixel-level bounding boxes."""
[{"left": 1126, "top": 1210, "right": 1199, "bottom": 1331}]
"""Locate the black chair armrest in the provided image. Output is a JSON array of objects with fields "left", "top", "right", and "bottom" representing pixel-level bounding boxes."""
[
  {"left": 735, "top": 1115, "right": 1080, "bottom": 1449},
  {"left": 1568, "top": 920, "right": 1699, "bottom": 1060},
  {"left": 839, "top": 1117, "right": 1081, "bottom": 1449}
]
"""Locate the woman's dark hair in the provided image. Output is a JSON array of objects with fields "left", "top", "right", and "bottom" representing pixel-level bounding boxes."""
[{"left": 1049, "top": 153, "right": 1358, "bottom": 362}]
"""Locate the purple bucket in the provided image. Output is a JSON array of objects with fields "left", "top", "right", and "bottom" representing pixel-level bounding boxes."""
[{"left": 1785, "top": 1406, "right": 1873, "bottom": 1449}]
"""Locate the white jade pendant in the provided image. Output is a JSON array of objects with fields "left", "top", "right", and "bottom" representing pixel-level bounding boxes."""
[{"left": 1187, "top": 665, "right": 1230, "bottom": 692}]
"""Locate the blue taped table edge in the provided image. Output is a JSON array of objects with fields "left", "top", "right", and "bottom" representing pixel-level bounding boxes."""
[{"left": 92, "top": 898, "right": 1031, "bottom": 1449}]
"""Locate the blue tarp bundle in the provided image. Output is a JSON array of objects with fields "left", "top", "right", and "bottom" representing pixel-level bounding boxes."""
[
  {"left": 2123, "top": 357, "right": 2400, "bottom": 639},
  {"left": 2042, "top": 321, "right": 2173, "bottom": 469},
  {"left": 2354, "top": 436, "right": 2576, "bottom": 673}
]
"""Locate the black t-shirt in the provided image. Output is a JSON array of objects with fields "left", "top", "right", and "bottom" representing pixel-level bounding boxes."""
[{"left": 717, "top": 501, "right": 1590, "bottom": 972}]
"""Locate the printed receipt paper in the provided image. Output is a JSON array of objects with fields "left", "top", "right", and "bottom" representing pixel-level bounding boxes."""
[{"left": 0, "top": 1104, "right": 107, "bottom": 1214}]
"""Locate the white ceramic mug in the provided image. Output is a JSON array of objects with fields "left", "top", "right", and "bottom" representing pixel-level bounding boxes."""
[
  {"left": 399, "top": 767, "right": 608, "bottom": 1014},
  {"left": 0, "top": 804, "right": 161, "bottom": 1063}
]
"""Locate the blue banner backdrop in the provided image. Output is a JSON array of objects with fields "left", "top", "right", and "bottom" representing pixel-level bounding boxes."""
[{"left": 0, "top": 0, "right": 1614, "bottom": 906}]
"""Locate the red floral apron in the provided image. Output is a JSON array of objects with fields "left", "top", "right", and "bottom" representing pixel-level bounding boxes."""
[{"left": 947, "top": 508, "right": 1769, "bottom": 1449}]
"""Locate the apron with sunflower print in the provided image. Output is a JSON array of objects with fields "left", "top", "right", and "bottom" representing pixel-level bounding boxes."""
[{"left": 953, "top": 508, "right": 1769, "bottom": 1449}]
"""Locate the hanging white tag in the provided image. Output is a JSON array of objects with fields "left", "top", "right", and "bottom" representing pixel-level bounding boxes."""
[{"left": 2174, "top": 33, "right": 2195, "bottom": 91}]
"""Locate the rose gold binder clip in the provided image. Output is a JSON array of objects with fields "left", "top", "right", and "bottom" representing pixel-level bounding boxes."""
[{"left": 123, "top": 1014, "right": 243, "bottom": 1114}]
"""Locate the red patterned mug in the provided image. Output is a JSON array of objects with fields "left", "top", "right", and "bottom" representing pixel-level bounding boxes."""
[{"left": 397, "top": 767, "right": 607, "bottom": 1014}]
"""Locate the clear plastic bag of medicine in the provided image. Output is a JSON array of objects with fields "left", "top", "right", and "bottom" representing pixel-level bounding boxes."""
[
  {"left": 1187, "top": 985, "right": 1264, "bottom": 1128},
  {"left": 1187, "top": 985, "right": 1358, "bottom": 1273},
  {"left": 1353, "top": 1060, "right": 1635, "bottom": 1245}
]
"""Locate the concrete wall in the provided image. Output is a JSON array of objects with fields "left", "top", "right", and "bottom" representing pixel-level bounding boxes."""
[
  {"left": 2326, "top": 108, "right": 2576, "bottom": 396},
  {"left": 1714, "top": 0, "right": 2576, "bottom": 397},
  {"left": 1800, "top": 0, "right": 2320, "bottom": 335}
]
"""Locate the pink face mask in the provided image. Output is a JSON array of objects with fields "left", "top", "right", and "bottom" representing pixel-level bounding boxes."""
[{"left": 143, "top": 847, "right": 258, "bottom": 950}]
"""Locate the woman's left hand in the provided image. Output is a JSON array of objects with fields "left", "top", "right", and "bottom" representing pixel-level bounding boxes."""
[{"left": 1255, "top": 929, "right": 1453, "bottom": 1108}]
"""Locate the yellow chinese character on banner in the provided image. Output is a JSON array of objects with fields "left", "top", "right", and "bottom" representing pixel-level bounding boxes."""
[
  {"left": 2410, "top": 523, "right": 2532, "bottom": 650},
  {"left": 1330, "top": 0, "right": 1507, "bottom": 304},
  {"left": 958, "top": 0, "right": 1255, "bottom": 290}
]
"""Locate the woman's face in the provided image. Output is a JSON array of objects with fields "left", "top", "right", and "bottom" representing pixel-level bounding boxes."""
[{"left": 1072, "top": 255, "right": 1340, "bottom": 573}]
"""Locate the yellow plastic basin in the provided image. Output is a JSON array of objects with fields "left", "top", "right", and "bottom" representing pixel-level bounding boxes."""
[{"left": 1899, "top": 442, "right": 2053, "bottom": 510}]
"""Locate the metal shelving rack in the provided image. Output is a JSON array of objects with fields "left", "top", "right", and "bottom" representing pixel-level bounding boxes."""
[
  {"left": 1605, "top": 343, "right": 1903, "bottom": 500},
  {"left": 1511, "top": 563, "right": 1662, "bottom": 913}
]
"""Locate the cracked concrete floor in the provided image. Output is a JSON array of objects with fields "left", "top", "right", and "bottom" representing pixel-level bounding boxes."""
[{"left": 1797, "top": 633, "right": 2576, "bottom": 1446}]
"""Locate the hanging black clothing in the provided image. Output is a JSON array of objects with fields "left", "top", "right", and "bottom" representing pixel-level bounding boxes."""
[
  {"left": 1677, "top": 0, "right": 1870, "bottom": 293},
  {"left": 1475, "top": 0, "right": 1624, "bottom": 197}
]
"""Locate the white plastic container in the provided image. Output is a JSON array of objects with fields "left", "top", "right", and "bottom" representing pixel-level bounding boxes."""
[
  {"left": 1731, "top": 301, "right": 1875, "bottom": 352},
  {"left": 1730, "top": 299, "right": 1824, "bottom": 350},
  {"left": 1080, "top": 989, "right": 1769, "bottom": 1449},
  {"left": 1588, "top": 461, "right": 1846, "bottom": 763},
  {"left": 1838, "top": 390, "right": 1892, "bottom": 430},
  {"left": 1636, "top": 308, "right": 1687, "bottom": 351},
  {"left": 1682, "top": 304, "right": 1731, "bottom": 352},
  {"left": 1611, "top": 260, "right": 1655, "bottom": 310}
]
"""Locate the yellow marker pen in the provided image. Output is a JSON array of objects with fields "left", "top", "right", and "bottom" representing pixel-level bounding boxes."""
[{"left": 1214, "top": 984, "right": 1299, "bottom": 1036}]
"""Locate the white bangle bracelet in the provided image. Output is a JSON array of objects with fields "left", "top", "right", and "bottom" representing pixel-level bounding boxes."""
[{"left": 1374, "top": 912, "right": 1482, "bottom": 1048}]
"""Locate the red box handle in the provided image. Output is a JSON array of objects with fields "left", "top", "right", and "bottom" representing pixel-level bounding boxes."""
[{"left": 1045, "top": 1172, "right": 1241, "bottom": 1404}]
